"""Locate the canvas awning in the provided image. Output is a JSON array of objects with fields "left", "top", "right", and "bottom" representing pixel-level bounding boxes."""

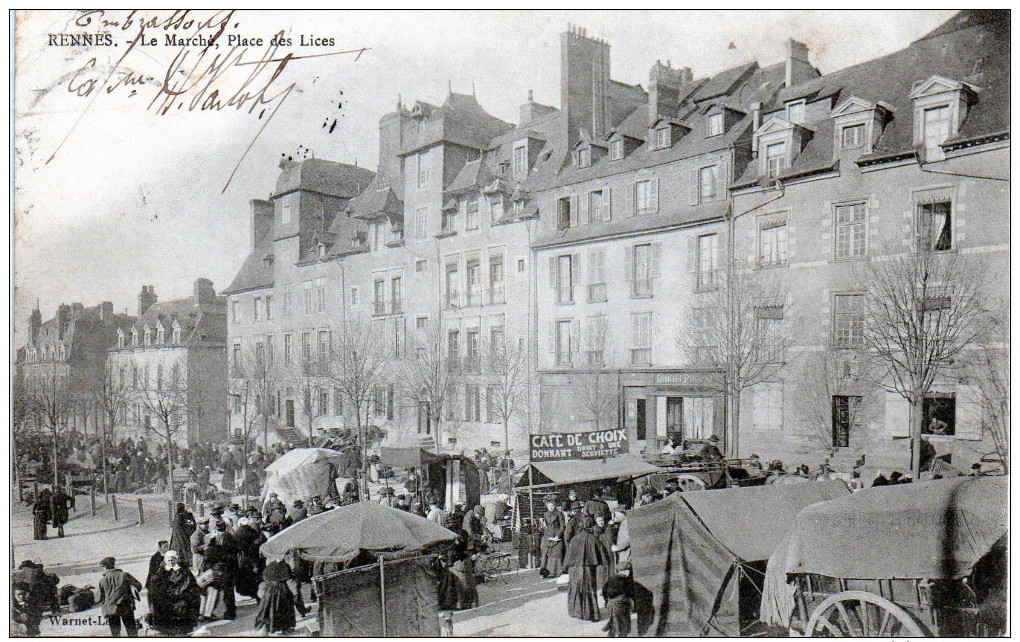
[
  {"left": 515, "top": 456, "right": 661, "bottom": 488},
  {"left": 379, "top": 447, "right": 446, "bottom": 468}
]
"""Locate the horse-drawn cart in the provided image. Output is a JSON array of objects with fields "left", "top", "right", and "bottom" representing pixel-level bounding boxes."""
[{"left": 762, "top": 475, "right": 1007, "bottom": 637}]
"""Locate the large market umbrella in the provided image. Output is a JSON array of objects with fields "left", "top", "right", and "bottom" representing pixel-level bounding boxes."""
[
  {"left": 260, "top": 500, "right": 457, "bottom": 562},
  {"left": 264, "top": 447, "right": 346, "bottom": 474}
]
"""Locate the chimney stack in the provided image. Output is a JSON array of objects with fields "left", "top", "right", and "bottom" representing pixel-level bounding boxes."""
[
  {"left": 560, "top": 25, "right": 611, "bottom": 147},
  {"left": 194, "top": 278, "right": 216, "bottom": 305},
  {"left": 101, "top": 301, "right": 114, "bottom": 324},
  {"left": 250, "top": 199, "right": 274, "bottom": 251},
  {"left": 648, "top": 61, "right": 692, "bottom": 126},
  {"left": 138, "top": 285, "right": 157, "bottom": 317},
  {"left": 785, "top": 39, "right": 813, "bottom": 88}
]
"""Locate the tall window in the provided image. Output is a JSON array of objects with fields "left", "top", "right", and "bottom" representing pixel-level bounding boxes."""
[
  {"left": 489, "top": 253, "right": 505, "bottom": 304},
  {"left": 610, "top": 139, "right": 623, "bottom": 160},
  {"left": 589, "top": 189, "right": 609, "bottom": 222},
  {"left": 373, "top": 279, "right": 386, "bottom": 315},
  {"left": 753, "top": 383, "right": 783, "bottom": 431},
  {"left": 708, "top": 113, "right": 724, "bottom": 136},
  {"left": 319, "top": 389, "right": 330, "bottom": 416},
  {"left": 632, "top": 244, "right": 652, "bottom": 297},
  {"left": 697, "top": 234, "right": 718, "bottom": 289},
  {"left": 281, "top": 195, "right": 292, "bottom": 225},
  {"left": 630, "top": 312, "right": 652, "bottom": 365},
  {"left": 634, "top": 179, "right": 657, "bottom": 215},
  {"left": 557, "top": 197, "right": 572, "bottom": 229},
  {"left": 755, "top": 305, "right": 784, "bottom": 362},
  {"left": 588, "top": 248, "right": 606, "bottom": 302},
  {"left": 232, "top": 343, "right": 241, "bottom": 372},
  {"left": 832, "top": 395, "right": 862, "bottom": 447},
  {"left": 918, "top": 200, "right": 952, "bottom": 251},
  {"left": 759, "top": 217, "right": 788, "bottom": 267},
  {"left": 301, "top": 332, "right": 312, "bottom": 363},
  {"left": 841, "top": 124, "right": 866, "bottom": 149},
  {"left": 253, "top": 297, "right": 261, "bottom": 321},
  {"left": 303, "top": 281, "right": 313, "bottom": 315},
  {"left": 371, "top": 221, "right": 385, "bottom": 251},
  {"left": 465, "top": 330, "right": 480, "bottom": 372},
  {"left": 557, "top": 255, "right": 574, "bottom": 304},
  {"left": 555, "top": 320, "right": 573, "bottom": 366},
  {"left": 265, "top": 295, "right": 273, "bottom": 320},
  {"left": 282, "top": 288, "right": 291, "bottom": 317},
  {"left": 466, "top": 260, "right": 481, "bottom": 307},
  {"left": 577, "top": 147, "right": 591, "bottom": 168},
  {"left": 489, "top": 196, "right": 504, "bottom": 224},
  {"left": 486, "top": 385, "right": 499, "bottom": 423},
  {"left": 317, "top": 330, "right": 330, "bottom": 363},
  {"left": 489, "top": 326, "right": 504, "bottom": 365},
  {"left": 393, "top": 318, "right": 404, "bottom": 358},
  {"left": 415, "top": 208, "right": 427, "bottom": 238},
  {"left": 445, "top": 262, "right": 460, "bottom": 308},
  {"left": 835, "top": 203, "right": 867, "bottom": 259},
  {"left": 465, "top": 385, "right": 481, "bottom": 422},
  {"left": 231, "top": 300, "right": 239, "bottom": 323},
  {"left": 832, "top": 294, "right": 865, "bottom": 349},
  {"left": 922, "top": 105, "right": 951, "bottom": 149},
  {"left": 765, "top": 141, "right": 787, "bottom": 177},
  {"left": 466, "top": 199, "right": 479, "bottom": 230},
  {"left": 655, "top": 127, "right": 670, "bottom": 149},
  {"left": 391, "top": 276, "right": 402, "bottom": 314},
  {"left": 284, "top": 334, "right": 292, "bottom": 366},
  {"left": 448, "top": 330, "right": 460, "bottom": 368},
  {"left": 513, "top": 143, "right": 527, "bottom": 176},
  {"left": 316, "top": 278, "right": 327, "bottom": 313},
  {"left": 417, "top": 150, "right": 431, "bottom": 188},
  {"left": 699, "top": 165, "right": 718, "bottom": 202}
]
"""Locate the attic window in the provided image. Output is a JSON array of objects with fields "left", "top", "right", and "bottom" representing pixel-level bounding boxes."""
[
  {"left": 841, "top": 124, "right": 866, "bottom": 149},
  {"left": 610, "top": 139, "right": 624, "bottom": 161},
  {"left": 577, "top": 147, "right": 591, "bottom": 168},
  {"left": 654, "top": 127, "right": 670, "bottom": 150},
  {"left": 172, "top": 325, "right": 181, "bottom": 343},
  {"left": 922, "top": 106, "right": 951, "bottom": 149},
  {"left": 708, "top": 113, "right": 724, "bottom": 137},
  {"left": 765, "top": 141, "right": 788, "bottom": 178},
  {"left": 499, "top": 160, "right": 511, "bottom": 174}
]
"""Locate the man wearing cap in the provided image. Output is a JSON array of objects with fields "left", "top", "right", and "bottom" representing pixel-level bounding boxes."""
[
  {"left": 96, "top": 556, "right": 142, "bottom": 636},
  {"left": 191, "top": 518, "right": 210, "bottom": 571}
]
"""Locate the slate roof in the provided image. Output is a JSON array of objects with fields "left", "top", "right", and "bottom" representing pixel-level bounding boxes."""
[
  {"left": 274, "top": 159, "right": 375, "bottom": 199},
  {"left": 130, "top": 296, "right": 228, "bottom": 347},
  {"left": 223, "top": 232, "right": 274, "bottom": 295},
  {"left": 400, "top": 93, "right": 514, "bottom": 156},
  {"left": 736, "top": 10, "right": 1009, "bottom": 186}
]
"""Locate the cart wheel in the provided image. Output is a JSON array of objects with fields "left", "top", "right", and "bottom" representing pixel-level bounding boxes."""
[
  {"left": 674, "top": 474, "right": 707, "bottom": 492},
  {"left": 805, "top": 590, "right": 927, "bottom": 637}
]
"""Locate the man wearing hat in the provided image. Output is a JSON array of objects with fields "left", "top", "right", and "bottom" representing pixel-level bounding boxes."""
[
  {"left": 191, "top": 517, "right": 210, "bottom": 571},
  {"left": 96, "top": 557, "right": 142, "bottom": 637},
  {"left": 288, "top": 499, "right": 307, "bottom": 523}
]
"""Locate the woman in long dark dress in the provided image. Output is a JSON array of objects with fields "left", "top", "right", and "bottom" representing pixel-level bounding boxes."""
[
  {"left": 255, "top": 561, "right": 307, "bottom": 634},
  {"left": 32, "top": 489, "right": 52, "bottom": 540},
  {"left": 563, "top": 513, "right": 610, "bottom": 622},
  {"left": 200, "top": 540, "right": 237, "bottom": 620},
  {"left": 148, "top": 551, "right": 201, "bottom": 636},
  {"left": 169, "top": 503, "right": 196, "bottom": 565},
  {"left": 232, "top": 518, "right": 265, "bottom": 601},
  {"left": 592, "top": 514, "right": 617, "bottom": 601}
]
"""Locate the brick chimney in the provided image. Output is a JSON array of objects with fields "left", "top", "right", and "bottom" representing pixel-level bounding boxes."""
[
  {"left": 520, "top": 89, "right": 558, "bottom": 126},
  {"left": 100, "top": 301, "right": 114, "bottom": 324},
  {"left": 377, "top": 101, "right": 409, "bottom": 188},
  {"left": 785, "top": 39, "right": 815, "bottom": 88},
  {"left": 29, "top": 303, "right": 42, "bottom": 343},
  {"left": 138, "top": 285, "right": 157, "bottom": 317},
  {"left": 648, "top": 61, "right": 692, "bottom": 126},
  {"left": 560, "top": 25, "right": 611, "bottom": 147},
  {"left": 194, "top": 278, "right": 216, "bottom": 305},
  {"left": 250, "top": 198, "right": 274, "bottom": 250}
]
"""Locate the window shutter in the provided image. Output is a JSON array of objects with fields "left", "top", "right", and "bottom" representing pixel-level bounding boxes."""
[
  {"left": 627, "top": 183, "right": 636, "bottom": 217},
  {"left": 548, "top": 321, "right": 555, "bottom": 353},
  {"left": 650, "top": 242, "right": 661, "bottom": 278},
  {"left": 605, "top": 187, "right": 613, "bottom": 221},
  {"left": 884, "top": 392, "right": 911, "bottom": 438},
  {"left": 712, "top": 237, "right": 722, "bottom": 281},
  {"left": 686, "top": 236, "right": 697, "bottom": 273},
  {"left": 571, "top": 253, "right": 582, "bottom": 286},
  {"left": 569, "top": 195, "right": 579, "bottom": 227},
  {"left": 956, "top": 385, "right": 984, "bottom": 440},
  {"left": 650, "top": 177, "right": 660, "bottom": 213},
  {"left": 752, "top": 386, "right": 766, "bottom": 430},
  {"left": 624, "top": 246, "right": 633, "bottom": 281},
  {"left": 570, "top": 319, "right": 581, "bottom": 357},
  {"left": 548, "top": 256, "right": 558, "bottom": 288},
  {"left": 580, "top": 193, "right": 590, "bottom": 226},
  {"left": 688, "top": 169, "right": 700, "bottom": 206},
  {"left": 716, "top": 159, "right": 728, "bottom": 200}
]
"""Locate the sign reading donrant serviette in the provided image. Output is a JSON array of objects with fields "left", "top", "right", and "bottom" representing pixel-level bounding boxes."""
[{"left": 529, "top": 429, "right": 629, "bottom": 462}]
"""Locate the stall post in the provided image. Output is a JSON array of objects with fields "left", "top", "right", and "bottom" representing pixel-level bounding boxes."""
[
  {"left": 527, "top": 466, "right": 535, "bottom": 568},
  {"left": 378, "top": 556, "right": 388, "bottom": 636}
]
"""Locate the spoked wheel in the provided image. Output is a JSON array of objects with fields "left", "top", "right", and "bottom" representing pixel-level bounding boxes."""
[
  {"left": 674, "top": 474, "right": 707, "bottom": 492},
  {"left": 805, "top": 591, "right": 927, "bottom": 637}
]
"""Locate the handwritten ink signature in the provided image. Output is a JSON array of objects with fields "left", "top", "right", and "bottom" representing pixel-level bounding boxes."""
[{"left": 50, "top": 11, "right": 369, "bottom": 193}]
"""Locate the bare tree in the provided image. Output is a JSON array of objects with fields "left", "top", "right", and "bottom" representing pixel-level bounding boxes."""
[
  {"left": 89, "top": 361, "right": 134, "bottom": 497},
  {"left": 397, "top": 322, "right": 456, "bottom": 448},
  {"left": 27, "top": 362, "right": 77, "bottom": 485},
  {"left": 964, "top": 309, "right": 1009, "bottom": 472},
  {"left": 483, "top": 330, "right": 531, "bottom": 482},
  {"left": 231, "top": 344, "right": 281, "bottom": 505},
  {"left": 324, "top": 313, "right": 388, "bottom": 498},
  {"left": 681, "top": 267, "right": 794, "bottom": 457},
  {"left": 290, "top": 343, "right": 323, "bottom": 448},
  {"left": 568, "top": 315, "right": 620, "bottom": 431},
  {"left": 134, "top": 360, "right": 188, "bottom": 503},
  {"left": 858, "top": 249, "right": 989, "bottom": 478}
]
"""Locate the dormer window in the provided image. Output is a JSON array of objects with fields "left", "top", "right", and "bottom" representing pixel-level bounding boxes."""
[
  {"left": 922, "top": 105, "right": 951, "bottom": 149},
  {"left": 909, "top": 75, "right": 979, "bottom": 158},
  {"left": 132, "top": 329, "right": 139, "bottom": 346},
  {"left": 787, "top": 101, "right": 806, "bottom": 125},
  {"left": 610, "top": 139, "right": 624, "bottom": 161},
  {"left": 765, "top": 142, "right": 788, "bottom": 177},
  {"left": 708, "top": 113, "right": 725, "bottom": 137},
  {"left": 512, "top": 142, "right": 528, "bottom": 176},
  {"left": 840, "top": 123, "right": 866, "bottom": 149},
  {"left": 654, "top": 127, "right": 670, "bottom": 150},
  {"left": 156, "top": 323, "right": 165, "bottom": 344},
  {"left": 117, "top": 329, "right": 125, "bottom": 348},
  {"left": 172, "top": 322, "right": 181, "bottom": 344},
  {"left": 143, "top": 326, "right": 151, "bottom": 346},
  {"left": 577, "top": 147, "right": 591, "bottom": 168}
]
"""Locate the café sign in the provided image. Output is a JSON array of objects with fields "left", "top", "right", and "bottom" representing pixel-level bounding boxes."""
[{"left": 529, "top": 428, "right": 629, "bottom": 462}]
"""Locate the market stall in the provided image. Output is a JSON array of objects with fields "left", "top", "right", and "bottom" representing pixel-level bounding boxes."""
[
  {"left": 379, "top": 447, "right": 480, "bottom": 512},
  {"left": 260, "top": 447, "right": 345, "bottom": 509}
]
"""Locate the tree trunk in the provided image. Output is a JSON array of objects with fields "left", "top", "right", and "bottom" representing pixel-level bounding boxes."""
[
  {"left": 241, "top": 440, "right": 249, "bottom": 510},
  {"left": 52, "top": 429, "right": 59, "bottom": 486},
  {"left": 911, "top": 395, "right": 924, "bottom": 480},
  {"left": 726, "top": 389, "right": 741, "bottom": 459},
  {"left": 103, "top": 414, "right": 110, "bottom": 499},
  {"left": 165, "top": 429, "right": 176, "bottom": 505},
  {"left": 503, "top": 418, "right": 511, "bottom": 488},
  {"left": 357, "top": 406, "right": 370, "bottom": 501}
]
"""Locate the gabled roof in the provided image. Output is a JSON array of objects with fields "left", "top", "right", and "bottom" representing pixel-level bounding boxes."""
[
  {"left": 347, "top": 184, "right": 403, "bottom": 220},
  {"left": 130, "top": 296, "right": 227, "bottom": 346},
  {"left": 690, "top": 61, "right": 758, "bottom": 102},
  {"left": 400, "top": 92, "right": 514, "bottom": 155},
  {"left": 445, "top": 158, "right": 498, "bottom": 195},
  {"left": 273, "top": 159, "right": 375, "bottom": 199}
]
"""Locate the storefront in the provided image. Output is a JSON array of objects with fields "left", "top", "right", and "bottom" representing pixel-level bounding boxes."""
[{"left": 621, "top": 369, "right": 725, "bottom": 455}]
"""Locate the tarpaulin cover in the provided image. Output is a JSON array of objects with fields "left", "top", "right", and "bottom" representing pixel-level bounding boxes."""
[
  {"left": 316, "top": 556, "right": 440, "bottom": 636},
  {"left": 629, "top": 480, "right": 850, "bottom": 637},
  {"left": 515, "top": 456, "right": 660, "bottom": 487},
  {"left": 260, "top": 500, "right": 456, "bottom": 562},
  {"left": 380, "top": 446, "right": 445, "bottom": 468},
  {"left": 760, "top": 475, "right": 1008, "bottom": 628},
  {"left": 261, "top": 448, "right": 345, "bottom": 508},
  {"left": 772, "top": 475, "right": 1008, "bottom": 581}
]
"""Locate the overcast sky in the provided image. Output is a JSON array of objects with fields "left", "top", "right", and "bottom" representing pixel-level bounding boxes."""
[{"left": 13, "top": 10, "right": 956, "bottom": 342}]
